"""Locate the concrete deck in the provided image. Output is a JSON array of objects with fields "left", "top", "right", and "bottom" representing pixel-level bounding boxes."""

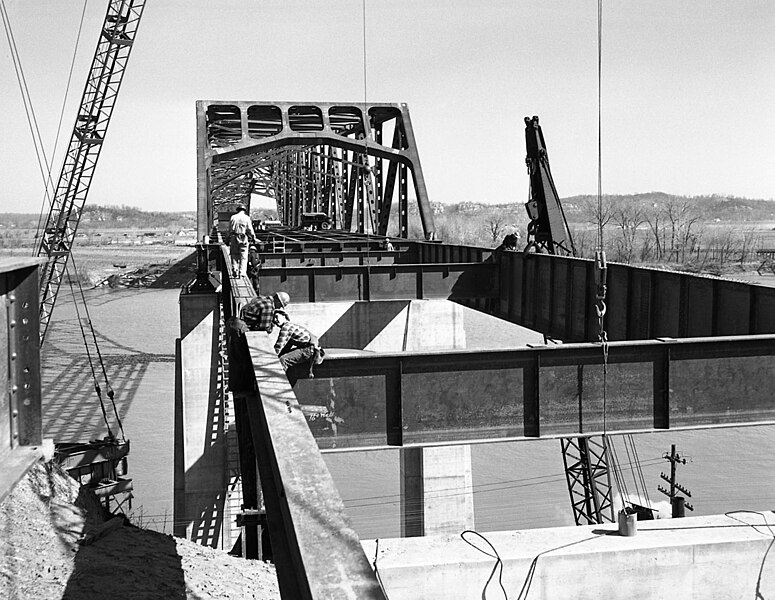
[{"left": 363, "top": 512, "right": 775, "bottom": 599}]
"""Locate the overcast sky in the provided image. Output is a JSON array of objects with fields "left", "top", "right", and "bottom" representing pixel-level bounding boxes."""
[{"left": 1, "top": 0, "right": 773, "bottom": 214}]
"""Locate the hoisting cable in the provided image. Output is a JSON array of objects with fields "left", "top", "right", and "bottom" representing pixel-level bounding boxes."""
[
  {"left": 0, "top": 0, "right": 55, "bottom": 208},
  {"left": 629, "top": 434, "right": 652, "bottom": 507},
  {"left": 34, "top": 0, "right": 91, "bottom": 242},
  {"left": 361, "top": 0, "right": 375, "bottom": 263},
  {"left": 1, "top": 0, "right": 90, "bottom": 243},
  {"left": 64, "top": 264, "right": 115, "bottom": 441},
  {"left": 68, "top": 257, "right": 126, "bottom": 441},
  {"left": 594, "top": 0, "right": 610, "bottom": 435},
  {"left": 593, "top": 0, "right": 631, "bottom": 514}
]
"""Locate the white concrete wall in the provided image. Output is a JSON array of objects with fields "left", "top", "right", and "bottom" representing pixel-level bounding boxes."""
[{"left": 363, "top": 513, "right": 775, "bottom": 600}]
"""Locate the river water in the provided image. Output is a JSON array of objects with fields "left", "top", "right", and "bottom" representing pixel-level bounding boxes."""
[{"left": 41, "top": 287, "right": 775, "bottom": 539}]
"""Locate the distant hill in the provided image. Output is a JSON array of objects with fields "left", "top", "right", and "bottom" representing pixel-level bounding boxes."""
[
  {"left": 0, "top": 205, "right": 197, "bottom": 230},
  {"left": 430, "top": 192, "right": 775, "bottom": 224},
  {"left": 2, "top": 194, "right": 774, "bottom": 233},
  {"left": 561, "top": 193, "right": 775, "bottom": 223}
]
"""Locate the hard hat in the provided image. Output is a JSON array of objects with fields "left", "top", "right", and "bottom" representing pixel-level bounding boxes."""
[{"left": 274, "top": 291, "right": 290, "bottom": 307}]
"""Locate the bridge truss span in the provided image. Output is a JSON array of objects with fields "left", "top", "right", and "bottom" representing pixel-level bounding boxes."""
[{"left": 196, "top": 101, "right": 435, "bottom": 241}]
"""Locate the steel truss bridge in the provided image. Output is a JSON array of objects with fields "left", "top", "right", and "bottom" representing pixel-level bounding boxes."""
[
  {"left": 171, "top": 100, "right": 775, "bottom": 598},
  {"left": 196, "top": 101, "right": 435, "bottom": 242}
]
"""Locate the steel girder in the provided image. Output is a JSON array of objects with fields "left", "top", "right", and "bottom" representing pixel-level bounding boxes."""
[
  {"left": 35, "top": 0, "right": 146, "bottom": 345},
  {"left": 196, "top": 101, "right": 435, "bottom": 241}
]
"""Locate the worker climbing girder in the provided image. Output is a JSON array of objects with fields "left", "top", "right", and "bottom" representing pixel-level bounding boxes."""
[{"left": 196, "top": 101, "right": 435, "bottom": 241}]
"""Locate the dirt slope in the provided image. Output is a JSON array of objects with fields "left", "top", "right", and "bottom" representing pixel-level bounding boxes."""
[{"left": 0, "top": 462, "right": 280, "bottom": 600}]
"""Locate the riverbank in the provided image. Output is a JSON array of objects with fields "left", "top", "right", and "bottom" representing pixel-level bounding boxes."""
[{"left": 0, "top": 461, "right": 279, "bottom": 600}]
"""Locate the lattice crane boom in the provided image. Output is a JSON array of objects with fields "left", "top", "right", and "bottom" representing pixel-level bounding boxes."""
[{"left": 36, "top": 0, "right": 146, "bottom": 345}]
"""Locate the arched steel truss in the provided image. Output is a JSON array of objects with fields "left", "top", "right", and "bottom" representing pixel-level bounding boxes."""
[{"left": 196, "top": 101, "right": 436, "bottom": 240}]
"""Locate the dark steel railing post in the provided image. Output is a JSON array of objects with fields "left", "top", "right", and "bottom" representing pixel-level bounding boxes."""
[
  {"left": 654, "top": 339, "right": 672, "bottom": 429},
  {"left": 524, "top": 352, "right": 541, "bottom": 437}
]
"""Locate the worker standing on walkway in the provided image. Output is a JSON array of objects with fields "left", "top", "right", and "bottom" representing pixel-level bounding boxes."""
[
  {"left": 247, "top": 241, "right": 263, "bottom": 293},
  {"left": 228, "top": 204, "right": 256, "bottom": 277},
  {"left": 272, "top": 311, "right": 325, "bottom": 379},
  {"left": 241, "top": 291, "right": 290, "bottom": 333}
]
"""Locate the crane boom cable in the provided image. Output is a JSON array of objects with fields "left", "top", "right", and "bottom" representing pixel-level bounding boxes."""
[
  {"left": 0, "top": 0, "right": 55, "bottom": 205},
  {"left": 64, "top": 263, "right": 114, "bottom": 440},
  {"left": 594, "top": 0, "right": 628, "bottom": 513},
  {"left": 596, "top": 0, "right": 604, "bottom": 252},
  {"left": 34, "top": 0, "right": 91, "bottom": 242},
  {"left": 629, "top": 434, "right": 652, "bottom": 507},
  {"left": 68, "top": 258, "right": 126, "bottom": 441}
]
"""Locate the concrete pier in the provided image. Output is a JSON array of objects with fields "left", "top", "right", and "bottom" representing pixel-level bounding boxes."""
[{"left": 174, "top": 289, "right": 229, "bottom": 548}]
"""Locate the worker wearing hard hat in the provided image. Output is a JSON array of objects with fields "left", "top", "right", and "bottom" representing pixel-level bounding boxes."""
[
  {"left": 272, "top": 310, "right": 325, "bottom": 379},
  {"left": 241, "top": 291, "right": 290, "bottom": 333},
  {"left": 228, "top": 204, "right": 256, "bottom": 278}
]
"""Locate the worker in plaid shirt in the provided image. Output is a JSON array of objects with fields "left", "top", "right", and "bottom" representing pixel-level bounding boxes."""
[
  {"left": 273, "top": 311, "right": 325, "bottom": 378},
  {"left": 241, "top": 291, "right": 290, "bottom": 332}
]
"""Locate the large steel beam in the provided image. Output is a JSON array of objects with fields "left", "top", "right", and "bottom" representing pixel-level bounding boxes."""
[
  {"left": 0, "top": 259, "right": 45, "bottom": 504},
  {"left": 231, "top": 331, "right": 387, "bottom": 599},
  {"left": 256, "top": 262, "right": 497, "bottom": 304},
  {"left": 288, "top": 334, "right": 775, "bottom": 450},
  {"left": 492, "top": 251, "right": 775, "bottom": 342}
]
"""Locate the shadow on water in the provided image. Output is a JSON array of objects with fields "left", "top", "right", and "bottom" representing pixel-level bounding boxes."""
[{"left": 41, "top": 353, "right": 165, "bottom": 443}]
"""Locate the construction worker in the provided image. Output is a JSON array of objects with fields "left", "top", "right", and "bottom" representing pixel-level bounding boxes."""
[
  {"left": 228, "top": 204, "right": 256, "bottom": 277},
  {"left": 247, "top": 242, "right": 263, "bottom": 293},
  {"left": 241, "top": 291, "right": 290, "bottom": 333},
  {"left": 272, "top": 310, "right": 325, "bottom": 378},
  {"left": 492, "top": 232, "right": 520, "bottom": 262}
]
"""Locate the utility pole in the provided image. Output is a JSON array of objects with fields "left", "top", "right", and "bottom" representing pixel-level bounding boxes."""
[{"left": 657, "top": 444, "right": 694, "bottom": 517}]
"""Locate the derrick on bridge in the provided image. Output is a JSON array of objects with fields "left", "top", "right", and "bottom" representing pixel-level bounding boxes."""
[{"left": 169, "top": 100, "right": 775, "bottom": 598}]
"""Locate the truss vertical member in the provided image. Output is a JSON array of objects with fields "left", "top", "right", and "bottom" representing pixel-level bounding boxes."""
[
  {"left": 36, "top": 0, "right": 147, "bottom": 346},
  {"left": 523, "top": 116, "right": 576, "bottom": 256}
]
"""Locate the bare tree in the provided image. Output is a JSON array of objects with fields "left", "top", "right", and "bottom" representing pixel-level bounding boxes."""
[
  {"left": 738, "top": 227, "right": 761, "bottom": 266},
  {"left": 582, "top": 196, "right": 615, "bottom": 234},
  {"left": 611, "top": 200, "right": 646, "bottom": 263},
  {"left": 664, "top": 199, "right": 700, "bottom": 262},
  {"left": 645, "top": 204, "right": 666, "bottom": 262},
  {"left": 486, "top": 215, "right": 507, "bottom": 245}
]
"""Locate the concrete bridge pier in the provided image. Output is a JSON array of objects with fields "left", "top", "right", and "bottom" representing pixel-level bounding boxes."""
[
  {"left": 174, "top": 286, "right": 230, "bottom": 548},
  {"left": 400, "top": 445, "right": 475, "bottom": 536}
]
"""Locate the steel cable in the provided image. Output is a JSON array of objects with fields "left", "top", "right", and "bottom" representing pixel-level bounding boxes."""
[
  {"left": 64, "top": 264, "right": 114, "bottom": 440},
  {"left": 69, "top": 258, "right": 127, "bottom": 440},
  {"left": 0, "top": 0, "right": 54, "bottom": 214},
  {"left": 34, "top": 0, "right": 90, "bottom": 242}
]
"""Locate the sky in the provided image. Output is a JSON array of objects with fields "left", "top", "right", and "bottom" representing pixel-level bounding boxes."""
[{"left": 0, "top": 0, "right": 773, "bottom": 215}]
